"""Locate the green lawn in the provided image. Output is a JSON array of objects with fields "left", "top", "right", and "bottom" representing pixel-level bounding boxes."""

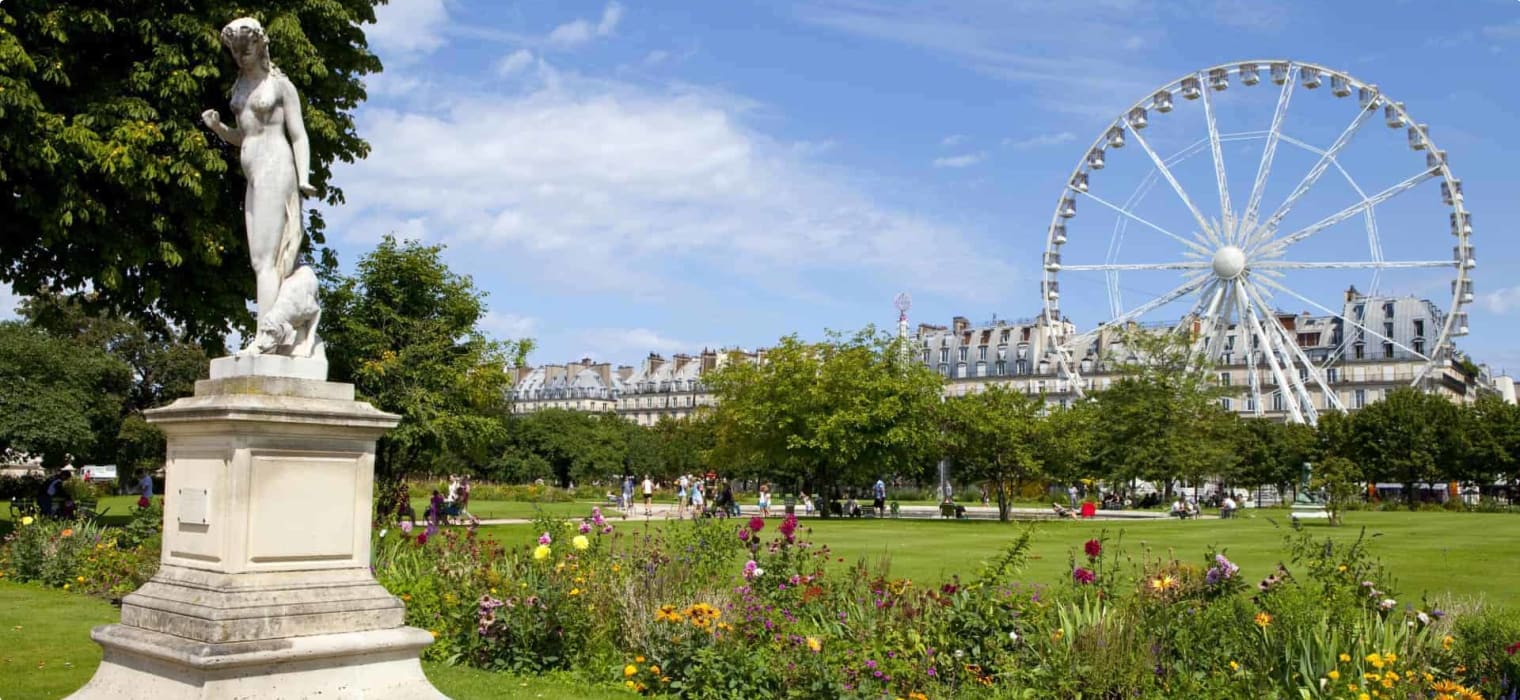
[
  {"left": 0, "top": 582, "right": 632, "bottom": 700},
  {"left": 479, "top": 509, "right": 1520, "bottom": 605}
]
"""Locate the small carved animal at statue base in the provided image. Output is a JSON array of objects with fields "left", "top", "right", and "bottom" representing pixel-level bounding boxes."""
[{"left": 245, "top": 265, "right": 322, "bottom": 357}]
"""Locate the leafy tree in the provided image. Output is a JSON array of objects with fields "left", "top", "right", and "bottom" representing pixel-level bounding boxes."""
[
  {"left": 0, "top": 322, "right": 131, "bottom": 466},
  {"left": 1090, "top": 329, "right": 1237, "bottom": 497},
  {"left": 705, "top": 328, "right": 943, "bottom": 516},
  {"left": 0, "top": 0, "right": 382, "bottom": 342},
  {"left": 1310, "top": 455, "right": 1362, "bottom": 526},
  {"left": 937, "top": 386, "right": 1046, "bottom": 521},
  {"left": 652, "top": 412, "right": 717, "bottom": 481},
  {"left": 1350, "top": 387, "right": 1462, "bottom": 508},
  {"left": 1236, "top": 418, "right": 1319, "bottom": 502},
  {"left": 1454, "top": 394, "right": 1520, "bottom": 487},
  {"left": 321, "top": 237, "right": 531, "bottom": 498}
]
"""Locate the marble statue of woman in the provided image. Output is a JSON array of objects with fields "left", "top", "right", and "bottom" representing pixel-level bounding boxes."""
[{"left": 201, "top": 18, "right": 319, "bottom": 355}]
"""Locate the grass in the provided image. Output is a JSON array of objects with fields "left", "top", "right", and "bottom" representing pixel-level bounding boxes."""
[
  {"left": 0, "top": 581, "right": 632, "bottom": 700},
  {"left": 478, "top": 509, "right": 1520, "bottom": 605}
]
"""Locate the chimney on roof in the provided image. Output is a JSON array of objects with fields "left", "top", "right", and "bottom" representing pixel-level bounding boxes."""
[
  {"left": 952, "top": 316, "right": 970, "bottom": 333},
  {"left": 617, "top": 365, "right": 634, "bottom": 381},
  {"left": 591, "top": 362, "right": 612, "bottom": 386},
  {"left": 700, "top": 348, "right": 718, "bottom": 373}
]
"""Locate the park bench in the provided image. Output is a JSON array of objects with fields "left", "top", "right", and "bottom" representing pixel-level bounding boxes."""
[{"left": 1290, "top": 509, "right": 1331, "bottom": 523}]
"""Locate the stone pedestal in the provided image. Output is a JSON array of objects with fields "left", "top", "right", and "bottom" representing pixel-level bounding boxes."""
[{"left": 68, "top": 369, "right": 447, "bottom": 699}]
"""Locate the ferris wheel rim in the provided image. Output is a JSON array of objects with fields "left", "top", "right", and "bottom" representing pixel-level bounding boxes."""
[{"left": 1039, "top": 59, "right": 1472, "bottom": 420}]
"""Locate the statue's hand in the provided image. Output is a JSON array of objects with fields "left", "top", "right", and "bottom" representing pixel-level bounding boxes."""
[
  {"left": 298, "top": 182, "right": 317, "bottom": 197},
  {"left": 201, "top": 109, "right": 222, "bottom": 130}
]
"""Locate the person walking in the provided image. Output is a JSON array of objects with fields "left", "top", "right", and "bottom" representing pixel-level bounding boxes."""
[
  {"left": 622, "top": 476, "right": 634, "bottom": 511},
  {"left": 677, "top": 474, "right": 690, "bottom": 519},
  {"left": 691, "top": 481, "right": 705, "bottom": 517},
  {"left": 873, "top": 477, "right": 888, "bottom": 518},
  {"left": 1068, "top": 484, "right": 1080, "bottom": 509},
  {"left": 137, "top": 469, "right": 155, "bottom": 508},
  {"left": 641, "top": 475, "right": 654, "bottom": 516},
  {"left": 38, "top": 470, "right": 71, "bottom": 518},
  {"left": 758, "top": 483, "right": 771, "bottom": 518}
]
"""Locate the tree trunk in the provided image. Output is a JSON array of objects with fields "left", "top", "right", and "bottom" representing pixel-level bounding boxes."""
[{"left": 996, "top": 476, "right": 1010, "bottom": 522}]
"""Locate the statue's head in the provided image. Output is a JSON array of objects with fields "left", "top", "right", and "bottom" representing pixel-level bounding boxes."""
[
  {"left": 220, "top": 18, "right": 271, "bottom": 74},
  {"left": 251, "top": 315, "right": 294, "bottom": 354}
]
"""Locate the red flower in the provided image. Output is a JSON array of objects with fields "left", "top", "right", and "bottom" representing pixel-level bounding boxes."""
[
  {"left": 1084, "top": 539, "right": 1102, "bottom": 560},
  {"left": 779, "top": 515, "right": 797, "bottom": 539},
  {"left": 1072, "top": 566, "right": 1096, "bottom": 585},
  {"left": 1506, "top": 641, "right": 1520, "bottom": 656},
  {"left": 416, "top": 532, "right": 429, "bottom": 546},
  {"left": 747, "top": 516, "right": 765, "bottom": 532}
]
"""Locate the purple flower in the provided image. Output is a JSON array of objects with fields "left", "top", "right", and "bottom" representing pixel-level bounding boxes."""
[
  {"left": 538, "top": 532, "right": 552, "bottom": 545},
  {"left": 578, "top": 521, "right": 591, "bottom": 534},
  {"left": 738, "top": 527, "right": 751, "bottom": 542},
  {"left": 1073, "top": 566, "right": 1096, "bottom": 585}
]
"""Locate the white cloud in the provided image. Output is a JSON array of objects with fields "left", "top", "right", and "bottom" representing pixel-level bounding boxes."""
[
  {"left": 1002, "top": 131, "right": 1076, "bottom": 149},
  {"left": 497, "top": 49, "right": 535, "bottom": 76},
  {"left": 932, "top": 152, "right": 986, "bottom": 168},
  {"left": 480, "top": 311, "right": 539, "bottom": 339},
  {"left": 547, "top": 2, "right": 624, "bottom": 48},
  {"left": 326, "top": 75, "right": 1015, "bottom": 304},
  {"left": 368, "top": 0, "right": 450, "bottom": 60},
  {"left": 642, "top": 50, "right": 670, "bottom": 67},
  {"left": 941, "top": 134, "right": 964, "bottom": 146},
  {"left": 1482, "top": 286, "right": 1520, "bottom": 314}
]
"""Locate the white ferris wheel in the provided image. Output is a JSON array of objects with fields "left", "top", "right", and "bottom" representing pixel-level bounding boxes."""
[{"left": 1040, "top": 60, "right": 1473, "bottom": 424}]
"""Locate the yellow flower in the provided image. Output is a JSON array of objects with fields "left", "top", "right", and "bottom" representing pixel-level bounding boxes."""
[
  {"left": 1149, "top": 574, "right": 1178, "bottom": 592},
  {"left": 1229, "top": 661, "right": 1239, "bottom": 671},
  {"left": 63, "top": 583, "right": 70, "bottom": 590},
  {"left": 635, "top": 656, "right": 645, "bottom": 663},
  {"left": 1358, "top": 694, "right": 1369, "bottom": 700},
  {"left": 76, "top": 576, "right": 85, "bottom": 583},
  {"left": 807, "top": 637, "right": 822, "bottom": 652},
  {"left": 612, "top": 564, "right": 621, "bottom": 573},
  {"left": 1340, "top": 653, "right": 1352, "bottom": 662},
  {"left": 625, "top": 680, "right": 636, "bottom": 689},
  {"left": 573, "top": 535, "right": 589, "bottom": 550},
  {"left": 1254, "top": 612, "right": 1272, "bottom": 628},
  {"left": 534, "top": 544, "right": 552, "bottom": 561},
  {"left": 624, "top": 664, "right": 637, "bottom": 677},
  {"left": 1442, "top": 635, "right": 1454, "bottom": 651},
  {"left": 428, "top": 629, "right": 439, "bottom": 639},
  {"left": 1329, "top": 670, "right": 1340, "bottom": 681},
  {"left": 1366, "top": 653, "right": 1384, "bottom": 669},
  {"left": 569, "top": 588, "right": 581, "bottom": 597},
  {"left": 650, "top": 665, "right": 660, "bottom": 675},
  {"left": 1337, "top": 565, "right": 1347, "bottom": 572},
  {"left": 656, "top": 604, "right": 682, "bottom": 623},
  {"left": 20, "top": 516, "right": 33, "bottom": 526}
]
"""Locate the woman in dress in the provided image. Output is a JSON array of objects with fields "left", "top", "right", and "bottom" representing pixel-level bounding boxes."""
[{"left": 202, "top": 18, "right": 315, "bottom": 335}]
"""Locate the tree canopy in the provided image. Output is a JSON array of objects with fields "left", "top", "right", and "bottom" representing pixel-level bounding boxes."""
[
  {"left": 0, "top": 322, "right": 130, "bottom": 467},
  {"left": 320, "top": 236, "right": 532, "bottom": 487},
  {"left": 705, "top": 328, "right": 943, "bottom": 512},
  {"left": 0, "top": 0, "right": 383, "bottom": 343}
]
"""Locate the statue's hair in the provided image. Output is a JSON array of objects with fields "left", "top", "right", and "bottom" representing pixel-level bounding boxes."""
[{"left": 220, "top": 17, "right": 283, "bottom": 78}]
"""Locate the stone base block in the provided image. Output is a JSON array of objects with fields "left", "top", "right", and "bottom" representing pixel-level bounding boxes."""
[
  {"left": 66, "top": 624, "right": 447, "bottom": 700},
  {"left": 211, "top": 353, "right": 329, "bottom": 381}
]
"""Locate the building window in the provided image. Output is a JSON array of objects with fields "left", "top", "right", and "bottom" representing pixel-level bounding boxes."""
[
  {"left": 1353, "top": 344, "right": 1364, "bottom": 360},
  {"left": 1353, "top": 304, "right": 1364, "bottom": 319},
  {"left": 995, "top": 361, "right": 1006, "bottom": 376},
  {"left": 1383, "top": 322, "right": 1394, "bottom": 338},
  {"left": 940, "top": 348, "right": 949, "bottom": 363},
  {"left": 1413, "top": 319, "right": 1424, "bottom": 337},
  {"left": 976, "top": 361, "right": 987, "bottom": 376},
  {"left": 1220, "top": 397, "right": 1232, "bottom": 411},
  {"left": 958, "top": 347, "right": 968, "bottom": 362},
  {"left": 1413, "top": 339, "right": 1424, "bottom": 355},
  {"left": 1246, "top": 396, "right": 1256, "bottom": 412},
  {"left": 938, "top": 364, "right": 948, "bottom": 376},
  {"left": 1353, "top": 389, "right": 1366, "bottom": 409},
  {"left": 1219, "top": 372, "right": 1231, "bottom": 386},
  {"left": 1383, "top": 302, "right": 1394, "bottom": 318},
  {"left": 923, "top": 350, "right": 931, "bottom": 363},
  {"left": 1327, "top": 368, "right": 1339, "bottom": 383},
  {"left": 978, "top": 346, "right": 987, "bottom": 361},
  {"left": 1001, "top": 330, "right": 1010, "bottom": 343},
  {"left": 1272, "top": 392, "right": 1284, "bottom": 412},
  {"left": 1383, "top": 343, "right": 1394, "bottom": 359}
]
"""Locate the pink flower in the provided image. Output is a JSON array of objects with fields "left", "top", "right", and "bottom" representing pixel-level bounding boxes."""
[
  {"left": 1072, "top": 566, "right": 1095, "bottom": 585},
  {"left": 601, "top": 524, "right": 614, "bottom": 535},
  {"left": 400, "top": 521, "right": 414, "bottom": 535},
  {"left": 1084, "top": 539, "right": 1102, "bottom": 560},
  {"left": 743, "top": 560, "right": 759, "bottom": 579},
  {"left": 747, "top": 516, "right": 765, "bottom": 532},
  {"left": 578, "top": 522, "right": 592, "bottom": 535},
  {"left": 538, "top": 532, "right": 552, "bottom": 545},
  {"left": 779, "top": 515, "right": 797, "bottom": 541},
  {"left": 737, "top": 527, "right": 751, "bottom": 542}
]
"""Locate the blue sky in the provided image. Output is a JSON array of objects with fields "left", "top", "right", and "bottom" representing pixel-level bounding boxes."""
[{"left": 13, "top": 1, "right": 1518, "bottom": 372}]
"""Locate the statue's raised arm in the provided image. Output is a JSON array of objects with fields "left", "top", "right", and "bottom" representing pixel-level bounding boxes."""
[{"left": 205, "top": 18, "right": 322, "bottom": 360}]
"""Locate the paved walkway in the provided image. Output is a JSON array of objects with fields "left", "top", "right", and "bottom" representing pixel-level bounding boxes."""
[{"left": 443, "top": 502, "right": 1183, "bottom": 527}]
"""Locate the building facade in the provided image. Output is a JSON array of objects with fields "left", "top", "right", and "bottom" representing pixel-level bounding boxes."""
[
  {"left": 916, "top": 286, "right": 1501, "bottom": 417},
  {"left": 511, "top": 349, "right": 764, "bottom": 426}
]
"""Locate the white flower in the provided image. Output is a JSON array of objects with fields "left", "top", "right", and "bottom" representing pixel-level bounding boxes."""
[
  {"left": 752, "top": 567, "right": 765, "bottom": 578},
  {"left": 1009, "top": 631, "right": 1019, "bottom": 643},
  {"left": 1417, "top": 612, "right": 1431, "bottom": 625},
  {"left": 1379, "top": 598, "right": 1397, "bottom": 611},
  {"left": 378, "top": 528, "right": 388, "bottom": 538}
]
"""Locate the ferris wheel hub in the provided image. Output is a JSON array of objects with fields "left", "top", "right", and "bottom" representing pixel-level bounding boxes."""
[{"left": 1212, "top": 245, "right": 1248, "bottom": 279}]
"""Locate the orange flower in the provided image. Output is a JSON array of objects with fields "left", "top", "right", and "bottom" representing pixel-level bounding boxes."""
[
  {"left": 60, "top": 528, "right": 74, "bottom": 538},
  {"left": 1254, "top": 612, "right": 1273, "bottom": 628}
]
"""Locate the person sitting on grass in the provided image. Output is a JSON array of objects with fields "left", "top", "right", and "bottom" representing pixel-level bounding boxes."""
[
  {"left": 1170, "top": 497, "right": 1189, "bottom": 519},
  {"left": 1052, "top": 502, "right": 1077, "bottom": 519},
  {"left": 845, "top": 493, "right": 862, "bottom": 518}
]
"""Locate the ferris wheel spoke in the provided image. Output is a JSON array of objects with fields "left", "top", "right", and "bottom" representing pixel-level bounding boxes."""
[
  {"left": 1254, "top": 274, "right": 1432, "bottom": 361},
  {"left": 1241, "top": 280, "right": 1345, "bottom": 413},
  {"left": 1236, "top": 280, "right": 1308, "bottom": 423},
  {"left": 1201, "top": 85, "right": 1233, "bottom": 235},
  {"left": 1242, "top": 67, "right": 1297, "bottom": 229},
  {"left": 1253, "top": 260, "right": 1455, "bottom": 270},
  {"left": 1127, "top": 127, "right": 1215, "bottom": 237},
  {"left": 1075, "top": 189, "right": 1212, "bottom": 256},
  {"left": 1062, "top": 262, "right": 1209, "bottom": 272},
  {"left": 1253, "top": 167, "right": 1438, "bottom": 258},
  {"left": 1064, "top": 275, "right": 1210, "bottom": 350},
  {"left": 1258, "top": 101, "right": 1379, "bottom": 235},
  {"left": 1230, "top": 287, "right": 1265, "bottom": 417}
]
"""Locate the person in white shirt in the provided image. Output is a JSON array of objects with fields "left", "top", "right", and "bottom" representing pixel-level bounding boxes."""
[
  {"left": 641, "top": 475, "right": 654, "bottom": 515},
  {"left": 677, "top": 474, "right": 690, "bottom": 519},
  {"left": 1221, "top": 495, "right": 1238, "bottom": 519}
]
